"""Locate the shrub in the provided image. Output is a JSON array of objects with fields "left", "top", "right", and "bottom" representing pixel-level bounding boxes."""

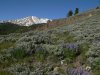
[
  {"left": 47, "top": 55, "right": 59, "bottom": 63},
  {"left": 86, "top": 43, "right": 100, "bottom": 58},
  {"left": 7, "top": 63, "right": 35, "bottom": 75},
  {"left": 91, "top": 58, "right": 100, "bottom": 70},
  {"left": 62, "top": 43, "right": 81, "bottom": 57},
  {"left": 34, "top": 34, "right": 52, "bottom": 44},
  {"left": 0, "top": 41, "right": 14, "bottom": 51},
  {"left": 43, "top": 44, "right": 63, "bottom": 57},
  {"left": 63, "top": 48, "right": 76, "bottom": 61},
  {"left": 93, "top": 71, "right": 100, "bottom": 75},
  {"left": 11, "top": 48, "right": 27, "bottom": 59},
  {"left": 34, "top": 49, "right": 48, "bottom": 61},
  {"left": 0, "top": 71, "right": 12, "bottom": 75}
]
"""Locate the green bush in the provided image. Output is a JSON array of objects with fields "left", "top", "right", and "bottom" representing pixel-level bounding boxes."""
[
  {"left": 93, "top": 71, "right": 100, "bottom": 75},
  {"left": 47, "top": 55, "right": 59, "bottom": 63},
  {"left": 63, "top": 48, "right": 76, "bottom": 61},
  {"left": 11, "top": 48, "right": 27, "bottom": 59},
  {"left": 92, "top": 58, "right": 100, "bottom": 70},
  {"left": 0, "top": 42, "right": 14, "bottom": 51},
  {"left": 0, "top": 71, "right": 12, "bottom": 75},
  {"left": 34, "top": 50, "right": 48, "bottom": 61}
]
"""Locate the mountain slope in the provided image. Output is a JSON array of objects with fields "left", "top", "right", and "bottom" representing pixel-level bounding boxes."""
[
  {"left": 47, "top": 8, "right": 100, "bottom": 28},
  {"left": 0, "top": 22, "right": 23, "bottom": 35},
  {"left": 0, "top": 8, "right": 100, "bottom": 75},
  {"left": 0, "top": 22, "right": 46, "bottom": 35}
]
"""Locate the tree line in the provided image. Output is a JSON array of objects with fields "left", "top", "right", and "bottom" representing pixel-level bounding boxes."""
[
  {"left": 67, "top": 6, "right": 100, "bottom": 18},
  {"left": 67, "top": 8, "right": 79, "bottom": 17}
]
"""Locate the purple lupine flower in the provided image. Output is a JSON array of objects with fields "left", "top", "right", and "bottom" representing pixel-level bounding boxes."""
[
  {"left": 72, "top": 68, "right": 78, "bottom": 75},
  {"left": 62, "top": 43, "right": 79, "bottom": 53},
  {"left": 67, "top": 67, "right": 91, "bottom": 75},
  {"left": 62, "top": 43, "right": 78, "bottom": 49},
  {"left": 66, "top": 43, "right": 78, "bottom": 50},
  {"left": 77, "top": 67, "right": 84, "bottom": 75}
]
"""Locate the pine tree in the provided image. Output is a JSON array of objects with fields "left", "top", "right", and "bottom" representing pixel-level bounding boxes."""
[
  {"left": 67, "top": 10, "right": 73, "bottom": 17},
  {"left": 74, "top": 8, "right": 79, "bottom": 15},
  {"left": 96, "top": 6, "right": 99, "bottom": 9}
]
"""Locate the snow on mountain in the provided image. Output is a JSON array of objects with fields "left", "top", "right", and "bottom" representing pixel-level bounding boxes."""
[{"left": 0, "top": 16, "right": 50, "bottom": 26}]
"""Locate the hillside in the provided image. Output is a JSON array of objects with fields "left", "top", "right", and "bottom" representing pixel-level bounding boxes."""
[
  {"left": 0, "top": 23, "right": 46, "bottom": 35},
  {"left": 0, "top": 8, "right": 100, "bottom": 75},
  {"left": 0, "top": 8, "right": 100, "bottom": 35},
  {"left": 47, "top": 8, "right": 100, "bottom": 28}
]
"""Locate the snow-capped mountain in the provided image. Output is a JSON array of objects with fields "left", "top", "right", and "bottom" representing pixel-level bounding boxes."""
[{"left": 0, "top": 16, "right": 50, "bottom": 26}]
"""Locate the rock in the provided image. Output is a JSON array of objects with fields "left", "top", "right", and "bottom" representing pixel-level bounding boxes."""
[
  {"left": 85, "top": 66, "right": 91, "bottom": 72},
  {"left": 53, "top": 67, "right": 60, "bottom": 72},
  {"left": 89, "top": 14, "right": 92, "bottom": 17},
  {"left": 61, "top": 60, "right": 67, "bottom": 66}
]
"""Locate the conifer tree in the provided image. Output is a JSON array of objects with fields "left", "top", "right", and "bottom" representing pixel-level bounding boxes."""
[
  {"left": 74, "top": 8, "right": 79, "bottom": 15},
  {"left": 67, "top": 10, "right": 73, "bottom": 17}
]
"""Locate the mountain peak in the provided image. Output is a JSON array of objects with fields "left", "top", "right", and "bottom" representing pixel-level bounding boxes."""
[{"left": 0, "top": 16, "right": 50, "bottom": 26}]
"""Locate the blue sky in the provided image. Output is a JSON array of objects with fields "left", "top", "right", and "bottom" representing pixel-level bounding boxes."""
[{"left": 0, "top": 0, "right": 100, "bottom": 20}]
